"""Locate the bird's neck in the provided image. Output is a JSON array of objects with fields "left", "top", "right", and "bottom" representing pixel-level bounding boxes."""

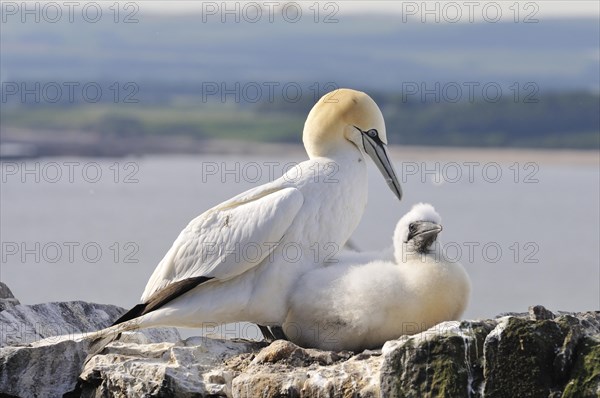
[
  {"left": 308, "top": 140, "right": 364, "bottom": 164},
  {"left": 395, "top": 242, "right": 443, "bottom": 264}
]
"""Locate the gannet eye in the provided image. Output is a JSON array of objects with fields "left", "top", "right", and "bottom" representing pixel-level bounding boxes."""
[
  {"left": 409, "top": 223, "right": 417, "bottom": 233},
  {"left": 367, "top": 129, "right": 378, "bottom": 138}
]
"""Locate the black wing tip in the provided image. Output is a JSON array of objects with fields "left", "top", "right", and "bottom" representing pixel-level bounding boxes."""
[
  {"left": 112, "top": 276, "right": 214, "bottom": 326},
  {"left": 112, "top": 303, "right": 147, "bottom": 326}
]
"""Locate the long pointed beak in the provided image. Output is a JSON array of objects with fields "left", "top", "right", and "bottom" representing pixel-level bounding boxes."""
[{"left": 362, "top": 135, "right": 403, "bottom": 201}]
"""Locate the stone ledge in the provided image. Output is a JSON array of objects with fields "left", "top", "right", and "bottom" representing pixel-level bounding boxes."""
[{"left": 0, "top": 282, "right": 598, "bottom": 398}]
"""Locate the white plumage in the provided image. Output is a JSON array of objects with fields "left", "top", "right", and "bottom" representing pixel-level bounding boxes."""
[
  {"left": 106, "top": 88, "right": 403, "bottom": 333},
  {"left": 282, "top": 203, "right": 471, "bottom": 352}
]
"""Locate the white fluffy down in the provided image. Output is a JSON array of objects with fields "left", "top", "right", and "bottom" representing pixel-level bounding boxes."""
[
  {"left": 394, "top": 202, "right": 442, "bottom": 243},
  {"left": 283, "top": 203, "right": 470, "bottom": 352}
]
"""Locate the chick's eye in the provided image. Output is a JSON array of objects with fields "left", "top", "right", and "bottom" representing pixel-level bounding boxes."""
[
  {"left": 409, "top": 223, "right": 416, "bottom": 232},
  {"left": 367, "top": 129, "right": 378, "bottom": 138}
]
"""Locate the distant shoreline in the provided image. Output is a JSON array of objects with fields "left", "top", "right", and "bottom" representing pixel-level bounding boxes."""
[
  {"left": 388, "top": 145, "right": 599, "bottom": 166},
  {"left": 1, "top": 128, "right": 598, "bottom": 166}
]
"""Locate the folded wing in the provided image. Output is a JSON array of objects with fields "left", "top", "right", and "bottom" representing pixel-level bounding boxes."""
[{"left": 140, "top": 185, "right": 304, "bottom": 303}]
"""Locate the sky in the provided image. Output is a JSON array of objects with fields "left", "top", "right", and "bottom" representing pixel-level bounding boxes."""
[{"left": 135, "top": 0, "right": 599, "bottom": 19}]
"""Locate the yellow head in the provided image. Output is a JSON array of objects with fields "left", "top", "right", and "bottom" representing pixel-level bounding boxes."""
[
  {"left": 303, "top": 88, "right": 402, "bottom": 201},
  {"left": 303, "top": 89, "right": 386, "bottom": 156}
]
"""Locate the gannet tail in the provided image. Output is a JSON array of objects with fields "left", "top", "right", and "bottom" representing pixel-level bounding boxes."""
[
  {"left": 85, "top": 276, "right": 213, "bottom": 366},
  {"left": 112, "top": 276, "right": 214, "bottom": 326},
  {"left": 83, "top": 319, "right": 141, "bottom": 366}
]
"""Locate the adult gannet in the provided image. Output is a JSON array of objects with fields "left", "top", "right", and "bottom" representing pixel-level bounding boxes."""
[
  {"left": 91, "top": 89, "right": 403, "bottom": 349},
  {"left": 282, "top": 203, "right": 471, "bottom": 352}
]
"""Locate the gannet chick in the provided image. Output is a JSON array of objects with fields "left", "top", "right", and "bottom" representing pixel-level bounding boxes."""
[
  {"left": 85, "top": 89, "right": 404, "bottom": 358},
  {"left": 282, "top": 203, "right": 470, "bottom": 352}
]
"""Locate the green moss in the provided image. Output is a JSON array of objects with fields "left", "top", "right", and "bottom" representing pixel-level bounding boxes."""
[
  {"left": 483, "top": 318, "right": 565, "bottom": 398},
  {"left": 390, "top": 334, "right": 471, "bottom": 397},
  {"left": 562, "top": 337, "right": 600, "bottom": 398}
]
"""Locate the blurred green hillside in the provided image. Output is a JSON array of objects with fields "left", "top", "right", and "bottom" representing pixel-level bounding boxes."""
[{"left": 2, "top": 86, "right": 598, "bottom": 149}]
